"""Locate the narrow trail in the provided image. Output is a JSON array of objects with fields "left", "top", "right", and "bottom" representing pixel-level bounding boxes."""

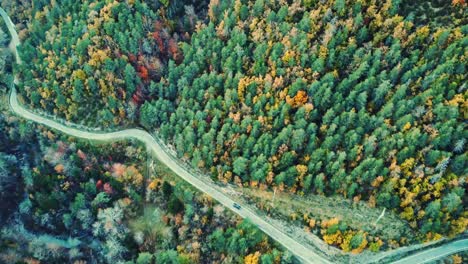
[{"left": 1, "top": 7, "right": 466, "bottom": 264}]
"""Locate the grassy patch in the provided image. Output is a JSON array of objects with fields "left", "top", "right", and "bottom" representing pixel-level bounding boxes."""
[{"left": 239, "top": 187, "right": 414, "bottom": 244}]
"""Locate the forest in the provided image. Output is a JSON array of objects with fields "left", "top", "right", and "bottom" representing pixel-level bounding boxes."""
[
  {"left": 1, "top": 0, "right": 467, "bottom": 260},
  {"left": 145, "top": 0, "right": 465, "bottom": 250},
  {"left": 0, "top": 10, "right": 291, "bottom": 264},
  {"left": 0, "top": 124, "right": 289, "bottom": 263}
]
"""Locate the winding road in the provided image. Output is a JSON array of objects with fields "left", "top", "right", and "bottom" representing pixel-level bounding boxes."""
[
  {"left": 0, "top": 7, "right": 330, "bottom": 264},
  {"left": 1, "top": 7, "right": 467, "bottom": 264}
]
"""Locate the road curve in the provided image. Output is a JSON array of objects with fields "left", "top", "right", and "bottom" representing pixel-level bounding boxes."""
[
  {"left": 10, "top": 88, "right": 330, "bottom": 264},
  {"left": 0, "top": 7, "right": 330, "bottom": 264},
  {"left": 2, "top": 7, "right": 467, "bottom": 264},
  {"left": 0, "top": 7, "right": 20, "bottom": 64}
]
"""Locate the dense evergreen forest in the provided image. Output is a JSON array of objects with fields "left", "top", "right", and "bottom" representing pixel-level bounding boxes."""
[
  {"left": 1, "top": 0, "right": 467, "bottom": 258},
  {"left": 146, "top": 0, "right": 465, "bottom": 249}
]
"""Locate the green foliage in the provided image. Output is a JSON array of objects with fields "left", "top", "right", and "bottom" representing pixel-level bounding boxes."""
[
  {"left": 136, "top": 252, "right": 153, "bottom": 264},
  {"left": 162, "top": 181, "right": 173, "bottom": 198},
  {"left": 349, "top": 233, "right": 364, "bottom": 250},
  {"left": 15, "top": 0, "right": 183, "bottom": 126},
  {"left": 138, "top": 0, "right": 467, "bottom": 246},
  {"left": 0, "top": 153, "right": 19, "bottom": 221},
  {"left": 167, "top": 196, "right": 184, "bottom": 214},
  {"left": 0, "top": 27, "right": 12, "bottom": 88},
  {"left": 159, "top": 0, "right": 170, "bottom": 8},
  {"left": 3, "top": 0, "right": 467, "bottom": 257},
  {"left": 155, "top": 250, "right": 179, "bottom": 264},
  {"left": 233, "top": 157, "right": 248, "bottom": 176}
]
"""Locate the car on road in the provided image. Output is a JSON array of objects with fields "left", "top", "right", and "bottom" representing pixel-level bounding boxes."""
[{"left": 233, "top": 203, "right": 241, "bottom": 210}]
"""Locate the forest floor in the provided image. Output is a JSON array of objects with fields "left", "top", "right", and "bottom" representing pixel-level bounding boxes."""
[{"left": 237, "top": 187, "right": 414, "bottom": 244}]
